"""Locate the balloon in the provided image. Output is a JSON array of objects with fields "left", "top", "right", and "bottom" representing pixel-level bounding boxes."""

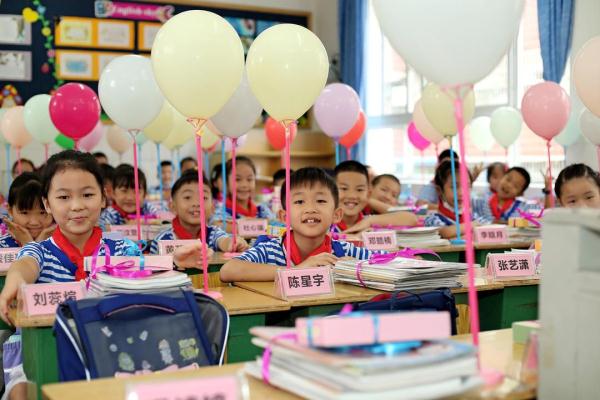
[
  {"left": 573, "top": 36, "right": 600, "bottom": 117},
  {"left": 521, "top": 82, "right": 570, "bottom": 141},
  {"left": 200, "top": 126, "right": 221, "bottom": 150},
  {"left": 421, "top": 83, "right": 476, "bottom": 136},
  {"left": 0, "top": 106, "right": 32, "bottom": 148},
  {"left": 205, "top": 140, "right": 220, "bottom": 154},
  {"left": 247, "top": 24, "right": 329, "bottom": 121},
  {"left": 407, "top": 122, "right": 430, "bottom": 151},
  {"left": 49, "top": 83, "right": 100, "bottom": 140},
  {"left": 466, "top": 116, "right": 495, "bottom": 152},
  {"left": 106, "top": 125, "right": 131, "bottom": 154},
  {"left": 223, "top": 134, "right": 247, "bottom": 152},
  {"left": 98, "top": 55, "right": 163, "bottom": 130},
  {"left": 0, "top": 109, "right": 7, "bottom": 144},
  {"left": 339, "top": 111, "right": 367, "bottom": 148},
  {"left": 135, "top": 132, "right": 149, "bottom": 146},
  {"left": 151, "top": 10, "right": 244, "bottom": 118},
  {"left": 579, "top": 108, "right": 600, "bottom": 146},
  {"left": 265, "top": 117, "right": 298, "bottom": 150},
  {"left": 372, "top": 0, "right": 524, "bottom": 86},
  {"left": 144, "top": 101, "right": 174, "bottom": 143},
  {"left": 23, "top": 94, "right": 60, "bottom": 144},
  {"left": 55, "top": 134, "right": 74, "bottom": 150},
  {"left": 555, "top": 112, "right": 580, "bottom": 148},
  {"left": 413, "top": 100, "right": 444, "bottom": 144},
  {"left": 490, "top": 106, "right": 522, "bottom": 148},
  {"left": 211, "top": 72, "right": 263, "bottom": 139},
  {"left": 314, "top": 83, "right": 361, "bottom": 139},
  {"left": 166, "top": 111, "right": 195, "bottom": 148},
  {"left": 77, "top": 121, "right": 104, "bottom": 152}
]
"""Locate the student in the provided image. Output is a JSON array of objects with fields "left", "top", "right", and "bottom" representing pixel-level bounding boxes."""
[
  {"left": 219, "top": 167, "right": 375, "bottom": 282},
  {"left": 368, "top": 174, "right": 401, "bottom": 214},
  {"left": 150, "top": 171, "right": 248, "bottom": 254},
  {"left": 424, "top": 160, "right": 492, "bottom": 239},
  {"left": 154, "top": 160, "right": 173, "bottom": 203},
  {"left": 10, "top": 159, "right": 35, "bottom": 179},
  {"left": 92, "top": 152, "right": 108, "bottom": 165},
  {"left": 271, "top": 168, "right": 292, "bottom": 215},
  {"left": 99, "top": 165, "right": 159, "bottom": 227},
  {"left": 555, "top": 163, "right": 600, "bottom": 208},
  {"left": 180, "top": 157, "right": 197, "bottom": 174},
  {"left": 210, "top": 163, "right": 224, "bottom": 201},
  {"left": 485, "top": 162, "right": 506, "bottom": 198},
  {"left": 0, "top": 173, "right": 54, "bottom": 247},
  {"left": 99, "top": 164, "right": 115, "bottom": 206},
  {"left": 331, "top": 161, "right": 370, "bottom": 232}
]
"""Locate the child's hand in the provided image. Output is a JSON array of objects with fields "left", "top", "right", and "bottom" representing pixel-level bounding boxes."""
[
  {"left": 173, "top": 243, "right": 215, "bottom": 269},
  {"left": 540, "top": 168, "right": 552, "bottom": 192},
  {"left": 230, "top": 237, "right": 249, "bottom": 253},
  {"left": 470, "top": 163, "right": 484, "bottom": 181},
  {"left": 297, "top": 252, "right": 338, "bottom": 268},
  {"left": 343, "top": 218, "right": 372, "bottom": 234},
  {"left": 0, "top": 276, "right": 23, "bottom": 326},
  {"left": 35, "top": 225, "right": 56, "bottom": 242},
  {"left": 3, "top": 218, "right": 33, "bottom": 245}
]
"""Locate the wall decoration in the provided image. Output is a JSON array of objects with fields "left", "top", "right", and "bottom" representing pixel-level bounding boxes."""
[
  {"left": 56, "top": 50, "right": 94, "bottom": 80},
  {"left": 0, "top": 51, "right": 32, "bottom": 81},
  {"left": 94, "top": 1, "right": 174, "bottom": 22},
  {"left": 0, "top": 85, "right": 23, "bottom": 108},
  {"left": 138, "top": 21, "right": 161, "bottom": 51},
  {"left": 55, "top": 17, "right": 94, "bottom": 47},
  {"left": 0, "top": 15, "right": 32, "bottom": 45},
  {"left": 96, "top": 19, "right": 134, "bottom": 49}
]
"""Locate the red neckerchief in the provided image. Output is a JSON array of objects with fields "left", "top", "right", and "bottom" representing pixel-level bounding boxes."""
[
  {"left": 172, "top": 217, "right": 199, "bottom": 240},
  {"left": 52, "top": 227, "right": 102, "bottom": 281},
  {"left": 489, "top": 193, "right": 514, "bottom": 220},
  {"left": 336, "top": 212, "right": 364, "bottom": 232},
  {"left": 111, "top": 203, "right": 129, "bottom": 219},
  {"left": 285, "top": 231, "right": 332, "bottom": 266},
  {"left": 225, "top": 196, "right": 258, "bottom": 218},
  {"left": 437, "top": 199, "right": 464, "bottom": 224},
  {"left": 363, "top": 205, "right": 373, "bottom": 215}
]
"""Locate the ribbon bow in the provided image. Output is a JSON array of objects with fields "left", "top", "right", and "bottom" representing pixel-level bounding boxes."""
[
  {"left": 86, "top": 243, "right": 153, "bottom": 290},
  {"left": 355, "top": 248, "right": 440, "bottom": 287},
  {"left": 516, "top": 208, "right": 544, "bottom": 228}
]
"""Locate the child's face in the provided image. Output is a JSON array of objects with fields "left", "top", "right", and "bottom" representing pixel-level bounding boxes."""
[
  {"left": 43, "top": 169, "right": 106, "bottom": 236},
  {"left": 559, "top": 177, "right": 600, "bottom": 208},
  {"left": 113, "top": 186, "right": 146, "bottom": 214},
  {"left": 372, "top": 177, "right": 400, "bottom": 206},
  {"left": 336, "top": 172, "right": 370, "bottom": 218},
  {"left": 440, "top": 176, "right": 465, "bottom": 209},
  {"left": 497, "top": 170, "right": 526, "bottom": 200},
  {"left": 161, "top": 165, "right": 172, "bottom": 185},
  {"left": 171, "top": 182, "right": 213, "bottom": 225},
  {"left": 281, "top": 183, "right": 342, "bottom": 239},
  {"left": 229, "top": 163, "right": 255, "bottom": 203},
  {"left": 489, "top": 166, "right": 505, "bottom": 193},
  {"left": 9, "top": 204, "right": 53, "bottom": 239}
]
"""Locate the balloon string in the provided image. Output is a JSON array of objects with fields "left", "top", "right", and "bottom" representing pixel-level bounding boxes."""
[
  {"left": 138, "top": 144, "right": 143, "bottom": 165},
  {"left": 130, "top": 130, "right": 142, "bottom": 244},
  {"left": 284, "top": 122, "right": 292, "bottom": 269},
  {"left": 221, "top": 141, "right": 227, "bottom": 231},
  {"left": 44, "top": 144, "right": 49, "bottom": 162},
  {"left": 448, "top": 141, "right": 462, "bottom": 241},
  {"left": 5, "top": 144, "right": 11, "bottom": 193},
  {"left": 546, "top": 141, "right": 555, "bottom": 208},
  {"left": 505, "top": 147, "right": 509, "bottom": 163},
  {"left": 420, "top": 150, "right": 424, "bottom": 182},
  {"left": 204, "top": 150, "right": 209, "bottom": 177},
  {"left": 231, "top": 138, "right": 238, "bottom": 252},
  {"left": 16, "top": 148, "right": 21, "bottom": 175},
  {"left": 74, "top": 140, "right": 78, "bottom": 151},
  {"left": 335, "top": 143, "right": 340, "bottom": 165},
  {"left": 346, "top": 146, "right": 351, "bottom": 161},
  {"left": 156, "top": 143, "right": 164, "bottom": 206},
  {"left": 194, "top": 133, "right": 209, "bottom": 293}
]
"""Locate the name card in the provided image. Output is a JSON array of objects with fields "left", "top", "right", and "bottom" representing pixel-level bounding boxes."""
[
  {"left": 126, "top": 375, "right": 241, "bottom": 400},
  {"left": 142, "top": 224, "right": 165, "bottom": 241},
  {"left": 155, "top": 211, "right": 175, "bottom": 221},
  {"left": 486, "top": 252, "right": 537, "bottom": 279},
  {"left": 0, "top": 248, "right": 20, "bottom": 272},
  {"left": 275, "top": 266, "right": 334, "bottom": 300},
  {"left": 361, "top": 230, "right": 397, "bottom": 250},
  {"left": 109, "top": 225, "right": 138, "bottom": 240},
  {"left": 21, "top": 281, "right": 85, "bottom": 316},
  {"left": 237, "top": 218, "right": 268, "bottom": 237},
  {"left": 474, "top": 224, "right": 508, "bottom": 244},
  {"left": 158, "top": 240, "right": 201, "bottom": 256},
  {"left": 83, "top": 255, "right": 173, "bottom": 272}
]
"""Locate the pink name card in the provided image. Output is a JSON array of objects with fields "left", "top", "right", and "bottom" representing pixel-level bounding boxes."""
[
  {"left": 109, "top": 225, "right": 138, "bottom": 240},
  {"left": 21, "top": 282, "right": 85, "bottom": 316},
  {"left": 158, "top": 240, "right": 201, "bottom": 256},
  {"left": 237, "top": 218, "right": 268, "bottom": 237},
  {"left": 156, "top": 211, "right": 175, "bottom": 221},
  {"left": 126, "top": 375, "right": 241, "bottom": 400},
  {"left": 275, "top": 266, "right": 334, "bottom": 300},
  {"left": 0, "top": 248, "right": 20, "bottom": 272},
  {"left": 474, "top": 225, "right": 508, "bottom": 244},
  {"left": 83, "top": 255, "right": 173, "bottom": 272},
  {"left": 486, "top": 253, "right": 537, "bottom": 279},
  {"left": 142, "top": 224, "right": 165, "bottom": 241},
  {"left": 362, "top": 230, "right": 397, "bottom": 250}
]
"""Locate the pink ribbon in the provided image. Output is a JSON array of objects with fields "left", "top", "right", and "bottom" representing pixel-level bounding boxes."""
[
  {"left": 371, "top": 224, "right": 415, "bottom": 231},
  {"left": 126, "top": 213, "right": 158, "bottom": 224},
  {"left": 330, "top": 232, "right": 347, "bottom": 240},
  {"left": 516, "top": 208, "right": 544, "bottom": 228},
  {"left": 86, "top": 243, "right": 153, "bottom": 289},
  {"left": 262, "top": 332, "right": 297, "bottom": 384}
]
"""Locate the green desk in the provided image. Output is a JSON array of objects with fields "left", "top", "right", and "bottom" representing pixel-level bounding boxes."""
[{"left": 474, "top": 240, "right": 533, "bottom": 267}]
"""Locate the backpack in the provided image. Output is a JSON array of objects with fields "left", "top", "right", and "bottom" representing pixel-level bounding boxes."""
[{"left": 54, "top": 289, "right": 229, "bottom": 381}]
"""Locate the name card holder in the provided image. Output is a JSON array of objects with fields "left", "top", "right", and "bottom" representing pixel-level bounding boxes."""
[
  {"left": 485, "top": 252, "right": 538, "bottom": 280},
  {"left": 274, "top": 266, "right": 335, "bottom": 300},
  {"left": 109, "top": 225, "right": 138, "bottom": 241},
  {"left": 237, "top": 218, "right": 268, "bottom": 238},
  {"left": 125, "top": 374, "right": 246, "bottom": 400},
  {"left": 0, "top": 248, "right": 20, "bottom": 272},
  {"left": 474, "top": 224, "right": 508, "bottom": 244},
  {"left": 158, "top": 240, "right": 201, "bottom": 256},
  {"left": 361, "top": 230, "right": 397, "bottom": 251},
  {"left": 20, "top": 281, "right": 86, "bottom": 316}
]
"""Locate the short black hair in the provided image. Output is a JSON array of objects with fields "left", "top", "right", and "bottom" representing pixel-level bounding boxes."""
[
  {"left": 93, "top": 152, "right": 107, "bottom": 159},
  {"left": 372, "top": 174, "right": 400, "bottom": 188},
  {"left": 225, "top": 156, "right": 256, "bottom": 179},
  {"left": 180, "top": 157, "right": 197, "bottom": 169},
  {"left": 42, "top": 150, "right": 104, "bottom": 199},
  {"left": 171, "top": 170, "right": 209, "bottom": 198},
  {"left": 273, "top": 169, "right": 289, "bottom": 184},
  {"left": 434, "top": 160, "right": 471, "bottom": 188},
  {"left": 555, "top": 163, "right": 600, "bottom": 198},
  {"left": 438, "top": 149, "right": 459, "bottom": 163},
  {"left": 8, "top": 172, "right": 44, "bottom": 211},
  {"left": 334, "top": 160, "right": 369, "bottom": 183},
  {"left": 99, "top": 164, "right": 115, "bottom": 186},
  {"left": 280, "top": 167, "right": 339, "bottom": 210},
  {"left": 506, "top": 166, "right": 530, "bottom": 193},
  {"left": 160, "top": 160, "right": 173, "bottom": 168},
  {"left": 113, "top": 164, "right": 147, "bottom": 193},
  {"left": 210, "top": 163, "right": 223, "bottom": 198},
  {"left": 11, "top": 158, "right": 35, "bottom": 175},
  {"left": 486, "top": 162, "right": 507, "bottom": 183}
]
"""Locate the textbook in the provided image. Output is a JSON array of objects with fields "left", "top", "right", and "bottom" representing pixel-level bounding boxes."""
[{"left": 87, "top": 270, "right": 192, "bottom": 296}]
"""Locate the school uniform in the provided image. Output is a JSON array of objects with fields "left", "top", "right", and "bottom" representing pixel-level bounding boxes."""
[
  {"left": 424, "top": 199, "right": 493, "bottom": 227},
  {"left": 99, "top": 202, "right": 160, "bottom": 229},
  {"left": 149, "top": 217, "right": 229, "bottom": 254},
  {"left": 211, "top": 197, "right": 274, "bottom": 223},
  {"left": 471, "top": 194, "right": 539, "bottom": 223},
  {"left": 0, "top": 234, "right": 20, "bottom": 248}
]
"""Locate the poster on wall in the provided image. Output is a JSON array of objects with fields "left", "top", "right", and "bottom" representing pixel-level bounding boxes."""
[
  {"left": 0, "top": 51, "right": 32, "bottom": 81},
  {"left": 0, "top": 15, "right": 32, "bottom": 45},
  {"left": 56, "top": 50, "right": 95, "bottom": 80},
  {"left": 97, "top": 20, "right": 134, "bottom": 49},
  {"left": 137, "top": 22, "right": 161, "bottom": 51},
  {"left": 56, "top": 17, "right": 94, "bottom": 47}
]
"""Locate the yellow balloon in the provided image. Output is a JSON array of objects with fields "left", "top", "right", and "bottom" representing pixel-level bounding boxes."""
[
  {"left": 246, "top": 24, "right": 329, "bottom": 122},
  {"left": 151, "top": 11, "right": 244, "bottom": 118},
  {"left": 421, "top": 83, "right": 476, "bottom": 136},
  {"left": 144, "top": 101, "right": 174, "bottom": 143},
  {"left": 413, "top": 100, "right": 445, "bottom": 144},
  {"left": 166, "top": 111, "right": 195, "bottom": 148},
  {"left": 161, "top": 132, "right": 180, "bottom": 151},
  {"left": 200, "top": 126, "right": 220, "bottom": 150}
]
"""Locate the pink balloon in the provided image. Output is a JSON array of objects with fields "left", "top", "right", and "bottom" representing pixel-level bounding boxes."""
[
  {"left": 314, "top": 83, "right": 361, "bottom": 139},
  {"left": 407, "top": 121, "right": 431, "bottom": 151},
  {"left": 521, "top": 81, "right": 570, "bottom": 141},
  {"left": 49, "top": 83, "right": 101, "bottom": 140},
  {"left": 77, "top": 121, "right": 105, "bottom": 152},
  {"left": 0, "top": 106, "right": 32, "bottom": 148}
]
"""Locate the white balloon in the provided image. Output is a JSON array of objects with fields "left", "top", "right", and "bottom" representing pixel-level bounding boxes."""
[
  {"left": 223, "top": 134, "right": 247, "bottom": 151},
  {"left": 580, "top": 108, "right": 600, "bottom": 146},
  {"left": 466, "top": 116, "right": 495, "bottom": 152},
  {"left": 99, "top": 55, "right": 164, "bottom": 130},
  {"left": 555, "top": 112, "right": 581, "bottom": 148},
  {"left": 106, "top": 125, "right": 132, "bottom": 154},
  {"left": 372, "top": 0, "right": 524, "bottom": 86},
  {"left": 211, "top": 72, "right": 263, "bottom": 139},
  {"left": 23, "top": 94, "right": 60, "bottom": 144}
]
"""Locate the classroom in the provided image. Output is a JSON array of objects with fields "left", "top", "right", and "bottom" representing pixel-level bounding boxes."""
[{"left": 0, "top": 0, "right": 597, "bottom": 399}]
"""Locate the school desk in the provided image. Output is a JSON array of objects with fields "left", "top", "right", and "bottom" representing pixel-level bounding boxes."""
[
  {"left": 41, "top": 329, "right": 535, "bottom": 400},
  {"left": 474, "top": 240, "right": 534, "bottom": 266}
]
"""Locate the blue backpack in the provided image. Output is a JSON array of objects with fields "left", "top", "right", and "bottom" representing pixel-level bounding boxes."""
[{"left": 54, "top": 289, "right": 229, "bottom": 381}]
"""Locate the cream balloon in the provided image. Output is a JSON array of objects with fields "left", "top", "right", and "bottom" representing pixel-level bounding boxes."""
[
  {"left": 573, "top": 36, "right": 600, "bottom": 118},
  {"left": 466, "top": 116, "right": 495, "bottom": 152},
  {"left": 151, "top": 10, "right": 245, "bottom": 118},
  {"left": 579, "top": 108, "right": 600, "bottom": 146},
  {"left": 490, "top": 106, "right": 522, "bottom": 148},
  {"left": 0, "top": 106, "right": 32, "bottom": 148},
  {"left": 246, "top": 24, "right": 329, "bottom": 122},
  {"left": 106, "top": 125, "right": 132, "bottom": 154},
  {"left": 200, "top": 126, "right": 221, "bottom": 150},
  {"left": 167, "top": 111, "right": 195, "bottom": 148},
  {"left": 413, "top": 100, "right": 445, "bottom": 144},
  {"left": 143, "top": 101, "right": 174, "bottom": 143},
  {"left": 421, "top": 84, "right": 475, "bottom": 136}
]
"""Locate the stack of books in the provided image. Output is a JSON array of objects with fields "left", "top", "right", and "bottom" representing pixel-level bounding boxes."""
[
  {"left": 395, "top": 227, "right": 451, "bottom": 248},
  {"left": 87, "top": 270, "right": 192, "bottom": 296}
]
